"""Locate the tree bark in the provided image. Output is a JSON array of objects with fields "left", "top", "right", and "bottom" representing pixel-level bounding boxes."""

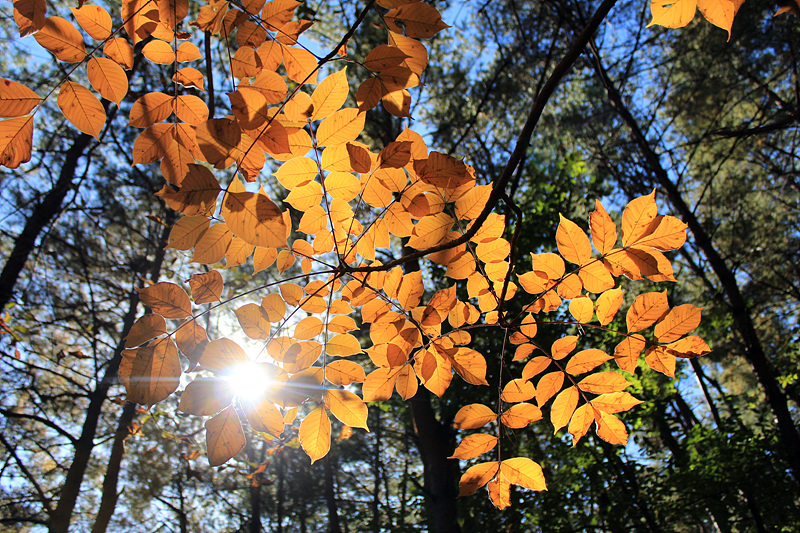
[{"left": 90, "top": 401, "right": 137, "bottom": 533}]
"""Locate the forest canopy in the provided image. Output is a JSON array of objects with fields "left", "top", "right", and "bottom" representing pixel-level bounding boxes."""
[{"left": 0, "top": 0, "right": 798, "bottom": 531}]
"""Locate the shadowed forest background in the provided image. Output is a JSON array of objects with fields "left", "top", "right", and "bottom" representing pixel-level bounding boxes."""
[{"left": 0, "top": 0, "right": 799, "bottom": 531}]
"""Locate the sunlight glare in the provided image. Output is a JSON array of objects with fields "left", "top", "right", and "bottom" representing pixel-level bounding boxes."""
[{"left": 227, "top": 362, "right": 271, "bottom": 403}]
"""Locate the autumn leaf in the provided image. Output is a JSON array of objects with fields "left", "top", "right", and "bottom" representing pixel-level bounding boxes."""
[
  {"left": 454, "top": 403, "right": 497, "bottom": 430},
  {"left": 138, "top": 282, "right": 192, "bottom": 319},
  {"left": 449, "top": 434, "right": 498, "bottom": 460},
  {"left": 119, "top": 338, "right": 181, "bottom": 405},
  {"left": 299, "top": 406, "right": 331, "bottom": 464},
  {"left": 205, "top": 405, "right": 246, "bottom": 466},
  {"left": 458, "top": 461, "right": 499, "bottom": 497},
  {"left": 57, "top": 82, "right": 105, "bottom": 139}
]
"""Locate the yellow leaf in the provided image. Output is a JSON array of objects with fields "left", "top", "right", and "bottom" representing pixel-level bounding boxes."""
[
  {"left": 326, "top": 333, "right": 362, "bottom": 356},
  {"left": 521, "top": 356, "right": 551, "bottom": 380},
  {"left": 384, "top": 2, "right": 450, "bottom": 38},
  {"left": 104, "top": 38, "right": 134, "bottom": 69},
  {"left": 590, "top": 199, "right": 617, "bottom": 255},
  {"left": 568, "top": 403, "right": 595, "bottom": 446},
  {"left": 454, "top": 403, "right": 497, "bottom": 429},
  {"left": 34, "top": 17, "right": 85, "bottom": 63},
  {"left": 414, "top": 348, "right": 452, "bottom": 397},
  {"left": 634, "top": 215, "right": 688, "bottom": 251},
  {"left": 324, "top": 389, "right": 369, "bottom": 430},
  {"left": 119, "top": 338, "right": 181, "bottom": 405},
  {"left": 200, "top": 338, "right": 248, "bottom": 374},
  {"left": 565, "top": 349, "right": 612, "bottom": 375},
  {"left": 614, "top": 334, "right": 646, "bottom": 373},
  {"left": 590, "top": 392, "right": 643, "bottom": 414},
  {"left": 626, "top": 291, "right": 669, "bottom": 332},
  {"left": 129, "top": 92, "right": 173, "bottom": 128},
  {"left": 175, "top": 318, "right": 208, "bottom": 366},
  {"left": 454, "top": 184, "right": 491, "bottom": 220},
  {"left": 578, "top": 372, "right": 631, "bottom": 394},
  {"left": 138, "top": 282, "right": 192, "bottom": 319},
  {"left": 654, "top": 304, "right": 702, "bottom": 342},
  {"left": 499, "top": 457, "right": 546, "bottom": 491},
  {"left": 577, "top": 260, "right": 615, "bottom": 294},
  {"left": 189, "top": 270, "right": 224, "bottom": 304},
  {"left": 316, "top": 108, "right": 366, "bottom": 147},
  {"left": 178, "top": 378, "right": 232, "bottom": 415},
  {"left": 176, "top": 41, "right": 202, "bottom": 62},
  {"left": 449, "top": 434, "right": 498, "bottom": 460},
  {"left": 363, "top": 367, "right": 401, "bottom": 402},
  {"left": 282, "top": 44, "right": 318, "bottom": 83},
  {"left": 221, "top": 190, "right": 287, "bottom": 248},
  {"left": 174, "top": 67, "right": 205, "bottom": 90},
  {"left": 388, "top": 31, "right": 428, "bottom": 75},
  {"left": 234, "top": 303, "right": 271, "bottom": 339},
  {"left": 205, "top": 405, "right": 246, "bottom": 466},
  {"left": 568, "top": 295, "right": 594, "bottom": 323},
  {"left": 142, "top": 39, "right": 175, "bottom": 64},
  {"left": 244, "top": 398, "right": 284, "bottom": 437},
  {"left": 196, "top": 118, "right": 242, "bottom": 169},
  {"left": 311, "top": 67, "right": 348, "bottom": 121},
  {"left": 0, "top": 79, "right": 40, "bottom": 117},
  {"left": 557, "top": 214, "right": 592, "bottom": 265},
  {"left": 488, "top": 477, "right": 511, "bottom": 510},
  {"left": 85, "top": 57, "right": 128, "bottom": 105},
  {"left": 394, "top": 365, "right": 418, "bottom": 400},
  {"left": 300, "top": 406, "right": 331, "bottom": 464},
  {"left": 644, "top": 346, "right": 676, "bottom": 377},
  {"left": 452, "top": 348, "right": 488, "bottom": 386},
  {"left": 621, "top": 190, "right": 657, "bottom": 246},
  {"left": 294, "top": 316, "right": 323, "bottom": 340},
  {"left": 500, "top": 402, "right": 542, "bottom": 429},
  {"left": 458, "top": 461, "right": 499, "bottom": 497},
  {"left": 325, "top": 360, "right": 366, "bottom": 386},
  {"left": 500, "top": 378, "right": 535, "bottom": 403},
  {"left": 397, "top": 270, "right": 424, "bottom": 310},
  {"left": 174, "top": 95, "right": 208, "bottom": 126},
  {"left": 534, "top": 371, "right": 564, "bottom": 406},
  {"left": 649, "top": 0, "right": 697, "bottom": 29},
  {"left": 698, "top": 0, "right": 744, "bottom": 39},
  {"left": 595, "top": 287, "right": 623, "bottom": 326},
  {"left": 57, "top": 81, "right": 105, "bottom": 139},
  {"left": 665, "top": 335, "right": 712, "bottom": 358},
  {"left": 594, "top": 409, "right": 629, "bottom": 445},
  {"left": 191, "top": 223, "right": 232, "bottom": 265},
  {"left": 551, "top": 336, "right": 578, "bottom": 360}
]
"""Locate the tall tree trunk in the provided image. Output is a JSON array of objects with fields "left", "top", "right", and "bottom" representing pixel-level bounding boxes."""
[
  {"left": 323, "top": 454, "right": 342, "bottom": 533},
  {"left": 587, "top": 40, "right": 800, "bottom": 488},
  {"left": 0, "top": 133, "right": 92, "bottom": 311},
  {"left": 90, "top": 402, "right": 137, "bottom": 533}
]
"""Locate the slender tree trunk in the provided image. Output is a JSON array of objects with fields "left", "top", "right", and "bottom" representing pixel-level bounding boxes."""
[
  {"left": 370, "top": 406, "right": 381, "bottom": 533},
  {"left": 588, "top": 41, "right": 800, "bottom": 488},
  {"left": 48, "top": 217, "right": 174, "bottom": 533},
  {"left": 409, "top": 388, "right": 461, "bottom": 533},
  {"left": 323, "top": 454, "right": 342, "bottom": 533},
  {"left": 0, "top": 133, "right": 92, "bottom": 311},
  {"left": 90, "top": 402, "right": 137, "bottom": 533}
]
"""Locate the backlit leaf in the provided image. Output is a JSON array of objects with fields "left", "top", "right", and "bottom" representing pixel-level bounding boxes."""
[
  {"left": 0, "top": 116, "right": 33, "bottom": 169},
  {"left": 234, "top": 303, "right": 271, "bottom": 339},
  {"left": 557, "top": 214, "right": 592, "bottom": 265},
  {"left": 325, "top": 360, "right": 366, "bottom": 386},
  {"left": 384, "top": 2, "right": 450, "bottom": 38},
  {"left": 594, "top": 409, "right": 628, "bottom": 445},
  {"left": 621, "top": 190, "right": 657, "bottom": 246},
  {"left": 57, "top": 82, "right": 105, "bottom": 139},
  {"left": 454, "top": 403, "right": 497, "bottom": 429},
  {"left": 205, "top": 405, "right": 246, "bottom": 466},
  {"left": 591, "top": 392, "right": 643, "bottom": 414},
  {"left": 595, "top": 287, "right": 623, "bottom": 326},
  {"left": 500, "top": 379, "right": 535, "bottom": 403},
  {"left": 189, "top": 270, "right": 224, "bottom": 304},
  {"left": 578, "top": 372, "right": 631, "bottom": 394},
  {"left": 0, "top": 79, "right": 40, "bottom": 117},
  {"left": 665, "top": 335, "right": 712, "bottom": 358},
  {"left": 500, "top": 402, "right": 542, "bottom": 429},
  {"left": 311, "top": 67, "right": 348, "bottom": 121},
  {"left": 565, "top": 349, "right": 612, "bottom": 375},
  {"left": 244, "top": 398, "right": 284, "bottom": 437},
  {"left": 458, "top": 462, "right": 499, "bottom": 497},
  {"left": 626, "top": 291, "right": 669, "bottom": 332},
  {"left": 535, "top": 371, "right": 564, "bottom": 406},
  {"left": 125, "top": 314, "right": 167, "bottom": 348},
  {"left": 129, "top": 92, "right": 173, "bottom": 128},
  {"left": 316, "top": 108, "right": 365, "bottom": 147},
  {"left": 590, "top": 200, "right": 617, "bottom": 254},
  {"left": 614, "top": 334, "right": 646, "bottom": 373},
  {"left": 179, "top": 378, "right": 232, "bottom": 415},
  {"left": 221, "top": 190, "right": 288, "bottom": 248},
  {"left": 86, "top": 57, "right": 128, "bottom": 104},
  {"left": 449, "top": 434, "right": 497, "bottom": 460},
  {"left": 142, "top": 39, "right": 176, "bottom": 64},
  {"left": 14, "top": 0, "right": 46, "bottom": 37},
  {"left": 200, "top": 338, "right": 248, "bottom": 374},
  {"left": 34, "top": 17, "right": 85, "bottom": 63},
  {"left": 138, "top": 282, "right": 192, "bottom": 319},
  {"left": 299, "top": 406, "right": 330, "bottom": 464},
  {"left": 499, "top": 457, "right": 546, "bottom": 491},
  {"left": 568, "top": 296, "right": 594, "bottom": 323},
  {"left": 654, "top": 304, "right": 702, "bottom": 342},
  {"left": 644, "top": 346, "right": 676, "bottom": 377},
  {"left": 568, "top": 403, "right": 594, "bottom": 446},
  {"left": 324, "top": 389, "right": 368, "bottom": 430},
  {"left": 119, "top": 338, "right": 181, "bottom": 405},
  {"left": 326, "top": 333, "right": 362, "bottom": 356}
]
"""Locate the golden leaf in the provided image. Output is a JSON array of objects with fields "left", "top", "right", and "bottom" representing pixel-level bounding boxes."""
[
  {"left": 299, "top": 406, "right": 331, "bottom": 464},
  {"left": 205, "top": 405, "right": 246, "bottom": 466}
]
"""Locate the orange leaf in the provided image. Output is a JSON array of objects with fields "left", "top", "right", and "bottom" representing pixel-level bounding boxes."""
[
  {"left": 556, "top": 214, "right": 592, "bottom": 265},
  {"left": 0, "top": 79, "right": 40, "bottom": 117},
  {"left": 551, "top": 336, "right": 578, "bottom": 360},
  {"left": 104, "top": 38, "right": 134, "bottom": 69},
  {"left": 362, "top": 367, "right": 400, "bottom": 401},
  {"left": 654, "top": 304, "right": 702, "bottom": 342},
  {"left": 294, "top": 316, "right": 323, "bottom": 340},
  {"left": 594, "top": 409, "right": 628, "bottom": 445},
  {"left": 200, "top": 338, "right": 248, "bottom": 374},
  {"left": 86, "top": 57, "right": 128, "bottom": 104},
  {"left": 119, "top": 338, "right": 181, "bottom": 405},
  {"left": 535, "top": 371, "right": 564, "bottom": 406},
  {"left": 129, "top": 92, "right": 173, "bottom": 128},
  {"left": 176, "top": 41, "right": 202, "bottom": 62},
  {"left": 590, "top": 392, "right": 643, "bottom": 414},
  {"left": 568, "top": 403, "right": 594, "bottom": 446},
  {"left": 34, "top": 17, "right": 85, "bottom": 63},
  {"left": 325, "top": 360, "right": 366, "bottom": 386},
  {"left": 595, "top": 287, "right": 623, "bottom": 326},
  {"left": 57, "top": 81, "right": 105, "bottom": 139},
  {"left": 449, "top": 434, "right": 498, "bottom": 460},
  {"left": 178, "top": 378, "right": 232, "bottom": 415},
  {"left": 500, "top": 402, "right": 542, "bottom": 428},
  {"left": 565, "top": 349, "right": 612, "bottom": 375},
  {"left": 568, "top": 295, "right": 594, "bottom": 323},
  {"left": 665, "top": 335, "right": 712, "bottom": 358},
  {"left": 626, "top": 291, "right": 669, "bottom": 332},
  {"left": 0, "top": 115, "right": 34, "bottom": 169},
  {"left": 14, "top": 0, "right": 46, "bottom": 37},
  {"left": 316, "top": 108, "right": 365, "bottom": 147},
  {"left": 142, "top": 39, "right": 175, "bottom": 64},
  {"left": 324, "top": 389, "right": 368, "bottom": 430},
  {"left": 138, "top": 282, "right": 192, "bottom": 319},
  {"left": 174, "top": 67, "right": 204, "bottom": 90},
  {"left": 621, "top": 190, "right": 657, "bottom": 246},
  {"left": 614, "top": 334, "right": 646, "bottom": 373},
  {"left": 175, "top": 319, "right": 208, "bottom": 366},
  {"left": 500, "top": 378, "right": 535, "bottom": 403},
  {"left": 326, "top": 333, "right": 362, "bottom": 357},
  {"left": 174, "top": 95, "right": 209, "bottom": 125},
  {"left": 156, "top": 163, "right": 221, "bottom": 216},
  {"left": 644, "top": 346, "right": 676, "bottom": 377},
  {"left": 191, "top": 223, "right": 232, "bottom": 264},
  {"left": 221, "top": 190, "right": 288, "bottom": 248},
  {"left": 384, "top": 2, "right": 450, "bottom": 38},
  {"left": 125, "top": 314, "right": 167, "bottom": 348},
  {"left": 590, "top": 199, "right": 617, "bottom": 255},
  {"left": 234, "top": 303, "right": 271, "bottom": 339},
  {"left": 458, "top": 461, "right": 499, "bottom": 497},
  {"left": 578, "top": 372, "right": 631, "bottom": 394},
  {"left": 577, "top": 260, "right": 614, "bottom": 294},
  {"left": 414, "top": 348, "right": 452, "bottom": 397},
  {"left": 499, "top": 457, "right": 546, "bottom": 491},
  {"left": 299, "top": 406, "right": 331, "bottom": 464},
  {"left": 205, "top": 405, "right": 246, "bottom": 466},
  {"left": 311, "top": 67, "right": 349, "bottom": 121},
  {"left": 244, "top": 398, "right": 284, "bottom": 437},
  {"left": 521, "top": 356, "right": 550, "bottom": 380},
  {"left": 394, "top": 364, "right": 419, "bottom": 399},
  {"left": 189, "top": 270, "right": 224, "bottom": 304},
  {"left": 452, "top": 348, "right": 488, "bottom": 386},
  {"left": 454, "top": 403, "right": 497, "bottom": 429},
  {"left": 488, "top": 477, "right": 511, "bottom": 510}
]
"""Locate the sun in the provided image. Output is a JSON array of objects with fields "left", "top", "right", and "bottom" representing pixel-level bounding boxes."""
[{"left": 226, "top": 361, "right": 272, "bottom": 403}]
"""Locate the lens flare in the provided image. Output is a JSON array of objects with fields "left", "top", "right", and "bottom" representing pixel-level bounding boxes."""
[{"left": 227, "top": 362, "right": 271, "bottom": 403}]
